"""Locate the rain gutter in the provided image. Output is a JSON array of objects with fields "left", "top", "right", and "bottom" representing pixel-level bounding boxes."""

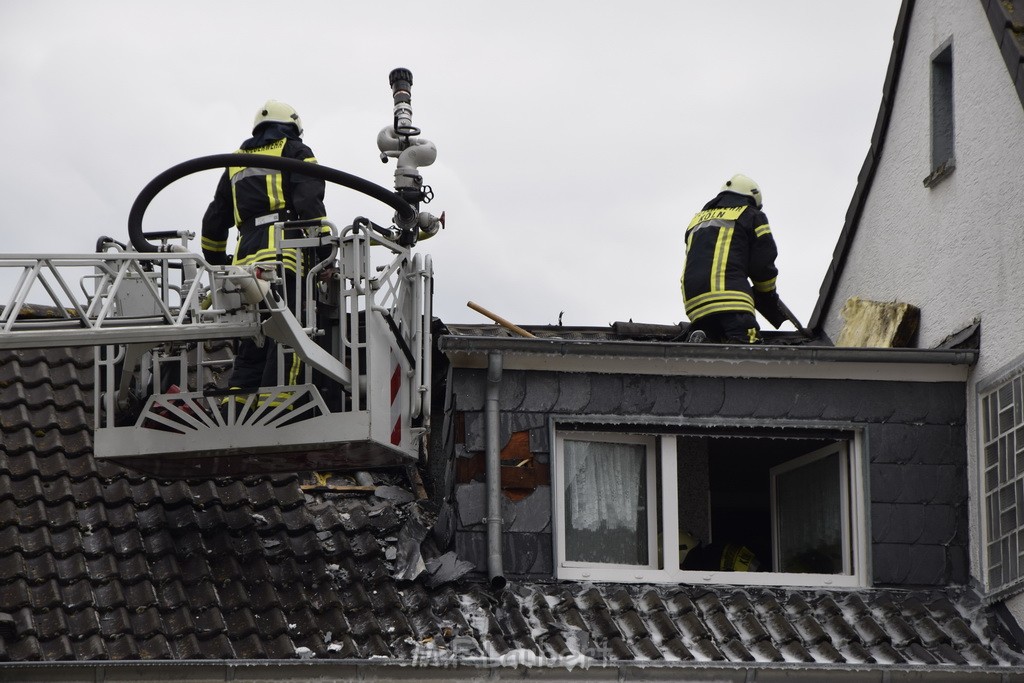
[
  {"left": 438, "top": 336, "right": 976, "bottom": 383},
  {"left": 4, "top": 658, "right": 1023, "bottom": 682}
]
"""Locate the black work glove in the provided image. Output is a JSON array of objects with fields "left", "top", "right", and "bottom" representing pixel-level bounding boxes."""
[{"left": 754, "top": 291, "right": 788, "bottom": 329}]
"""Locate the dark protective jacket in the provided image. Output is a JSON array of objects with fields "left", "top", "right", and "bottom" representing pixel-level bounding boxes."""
[
  {"left": 201, "top": 122, "right": 327, "bottom": 273},
  {"left": 680, "top": 191, "right": 786, "bottom": 326}
]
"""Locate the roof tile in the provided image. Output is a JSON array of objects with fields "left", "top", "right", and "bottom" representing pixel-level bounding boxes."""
[
  {"left": 76, "top": 503, "right": 107, "bottom": 532},
  {"left": 98, "top": 607, "right": 131, "bottom": 639},
  {"left": 130, "top": 607, "right": 164, "bottom": 638},
  {"left": 196, "top": 633, "right": 233, "bottom": 659},
  {"left": 80, "top": 528, "right": 113, "bottom": 558},
  {"left": 792, "top": 613, "right": 830, "bottom": 646},
  {"left": 73, "top": 633, "right": 109, "bottom": 660},
  {"left": 29, "top": 580, "right": 61, "bottom": 611},
  {"left": 137, "top": 634, "right": 173, "bottom": 660},
  {"left": 25, "top": 554, "right": 57, "bottom": 584},
  {"left": 16, "top": 499, "right": 48, "bottom": 532},
  {"left": 123, "top": 581, "right": 157, "bottom": 611},
  {"left": 632, "top": 636, "right": 663, "bottom": 660},
  {"left": 41, "top": 477, "right": 74, "bottom": 504},
  {"left": 99, "top": 634, "right": 139, "bottom": 660},
  {"left": 809, "top": 640, "right": 845, "bottom": 663},
  {"left": 6, "top": 634, "right": 41, "bottom": 661},
  {"left": 149, "top": 555, "right": 182, "bottom": 586},
  {"left": 662, "top": 636, "right": 696, "bottom": 661},
  {"left": 287, "top": 607, "right": 322, "bottom": 639},
  {"left": 869, "top": 641, "right": 907, "bottom": 665},
  {"left": 901, "top": 641, "right": 939, "bottom": 665},
  {"left": 230, "top": 633, "right": 267, "bottom": 659},
  {"left": 0, "top": 578, "right": 30, "bottom": 609},
  {"left": 185, "top": 581, "right": 219, "bottom": 612},
  {"left": 223, "top": 607, "right": 258, "bottom": 638},
  {"left": 164, "top": 607, "right": 196, "bottom": 638},
  {"left": 35, "top": 453, "right": 71, "bottom": 480},
  {"left": 93, "top": 582, "right": 126, "bottom": 612},
  {"left": 261, "top": 633, "right": 298, "bottom": 659},
  {"left": 0, "top": 551, "right": 25, "bottom": 582},
  {"left": 39, "top": 635, "right": 74, "bottom": 660},
  {"left": 65, "top": 452, "right": 98, "bottom": 479},
  {"left": 115, "top": 554, "right": 149, "bottom": 584},
  {"left": 193, "top": 608, "right": 227, "bottom": 638},
  {"left": 244, "top": 582, "right": 279, "bottom": 613},
  {"left": 778, "top": 639, "right": 814, "bottom": 663},
  {"left": 66, "top": 607, "right": 100, "bottom": 639},
  {"left": 688, "top": 637, "right": 725, "bottom": 661},
  {"left": 159, "top": 481, "right": 194, "bottom": 508},
  {"left": 251, "top": 606, "right": 288, "bottom": 638},
  {"left": 85, "top": 554, "right": 119, "bottom": 583},
  {"left": 58, "top": 581, "right": 92, "bottom": 610},
  {"left": 170, "top": 633, "right": 202, "bottom": 659},
  {"left": 0, "top": 498, "right": 16, "bottom": 527},
  {"left": 676, "top": 610, "right": 713, "bottom": 644}
]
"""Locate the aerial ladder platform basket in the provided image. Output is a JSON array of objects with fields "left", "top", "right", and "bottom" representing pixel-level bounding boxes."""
[{"left": 0, "top": 68, "right": 443, "bottom": 478}]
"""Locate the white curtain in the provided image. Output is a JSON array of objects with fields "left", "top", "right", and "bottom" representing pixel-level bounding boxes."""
[{"left": 563, "top": 439, "right": 646, "bottom": 564}]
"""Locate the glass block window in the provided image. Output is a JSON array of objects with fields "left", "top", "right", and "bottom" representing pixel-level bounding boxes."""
[{"left": 981, "top": 369, "right": 1024, "bottom": 592}]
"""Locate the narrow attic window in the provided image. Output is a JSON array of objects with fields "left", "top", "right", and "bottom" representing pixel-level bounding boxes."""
[
  {"left": 924, "top": 39, "right": 955, "bottom": 187},
  {"left": 981, "top": 364, "right": 1024, "bottom": 595},
  {"left": 552, "top": 426, "right": 868, "bottom": 587}
]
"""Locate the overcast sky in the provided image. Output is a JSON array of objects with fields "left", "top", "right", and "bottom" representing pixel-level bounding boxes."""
[{"left": 1, "top": 1, "right": 901, "bottom": 330}]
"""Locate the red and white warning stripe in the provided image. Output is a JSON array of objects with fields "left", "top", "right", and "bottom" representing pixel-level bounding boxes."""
[{"left": 390, "top": 353, "right": 402, "bottom": 446}]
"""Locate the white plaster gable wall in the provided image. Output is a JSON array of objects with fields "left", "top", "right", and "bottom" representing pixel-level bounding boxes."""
[
  {"left": 824, "top": 0, "right": 1024, "bottom": 381},
  {"left": 821, "top": 0, "right": 1024, "bottom": 599}
]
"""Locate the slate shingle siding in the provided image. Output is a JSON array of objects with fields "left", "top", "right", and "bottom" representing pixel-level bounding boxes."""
[{"left": 450, "top": 369, "right": 968, "bottom": 585}]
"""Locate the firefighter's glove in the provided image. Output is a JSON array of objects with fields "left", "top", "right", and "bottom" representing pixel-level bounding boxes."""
[{"left": 754, "top": 291, "right": 788, "bottom": 329}]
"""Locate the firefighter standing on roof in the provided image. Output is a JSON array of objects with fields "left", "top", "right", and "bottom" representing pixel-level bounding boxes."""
[
  {"left": 201, "top": 100, "right": 330, "bottom": 394},
  {"left": 681, "top": 174, "right": 786, "bottom": 343}
]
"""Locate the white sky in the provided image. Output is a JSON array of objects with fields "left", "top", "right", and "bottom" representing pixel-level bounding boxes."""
[{"left": 0, "top": 1, "right": 901, "bottom": 330}]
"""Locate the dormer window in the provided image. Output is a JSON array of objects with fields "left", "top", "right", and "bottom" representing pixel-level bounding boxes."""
[
  {"left": 924, "top": 38, "right": 955, "bottom": 187},
  {"left": 553, "top": 424, "right": 868, "bottom": 587}
]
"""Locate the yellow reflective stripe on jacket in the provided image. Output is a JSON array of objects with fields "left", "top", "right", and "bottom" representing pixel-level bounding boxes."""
[
  {"left": 228, "top": 139, "right": 288, "bottom": 225},
  {"left": 234, "top": 248, "right": 299, "bottom": 269},
  {"left": 684, "top": 291, "right": 757, "bottom": 321},
  {"left": 687, "top": 206, "right": 746, "bottom": 230},
  {"left": 711, "top": 227, "right": 734, "bottom": 292},
  {"left": 754, "top": 223, "right": 772, "bottom": 238},
  {"left": 288, "top": 351, "right": 302, "bottom": 386},
  {"left": 753, "top": 276, "right": 777, "bottom": 293},
  {"left": 267, "top": 172, "right": 285, "bottom": 211},
  {"left": 684, "top": 289, "right": 754, "bottom": 309},
  {"left": 201, "top": 236, "right": 227, "bottom": 252}
]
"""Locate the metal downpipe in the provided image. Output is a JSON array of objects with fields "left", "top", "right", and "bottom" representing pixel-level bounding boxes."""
[{"left": 485, "top": 351, "right": 506, "bottom": 590}]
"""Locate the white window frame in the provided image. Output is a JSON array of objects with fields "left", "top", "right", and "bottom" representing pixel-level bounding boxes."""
[
  {"left": 552, "top": 426, "right": 868, "bottom": 588},
  {"left": 770, "top": 443, "right": 852, "bottom": 576},
  {"left": 553, "top": 432, "right": 660, "bottom": 581}
]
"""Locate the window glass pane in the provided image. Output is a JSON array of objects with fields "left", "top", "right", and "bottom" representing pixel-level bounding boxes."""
[
  {"left": 563, "top": 439, "right": 648, "bottom": 565},
  {"left": 774, "top": 451, "right": 843, "bottom": 573}
]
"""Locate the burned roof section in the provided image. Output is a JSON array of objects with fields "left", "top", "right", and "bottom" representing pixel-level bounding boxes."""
[{"left": 0, "top": 342, "right": 1020, "bottom": 677}]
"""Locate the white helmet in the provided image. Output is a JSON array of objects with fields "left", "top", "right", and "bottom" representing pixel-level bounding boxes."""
[
  {"left": 721, "top": 173, "right": 763, "bottom": 208},
  {"left": 253, "top": 100, "right": 303, "bottom": 135}
]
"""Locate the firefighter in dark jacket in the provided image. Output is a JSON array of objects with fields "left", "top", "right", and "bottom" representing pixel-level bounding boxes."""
[
  {"left": 680, "top": 174, "right": 786, "bottom": 343},
  {"left": 201, "top": 99, "right": 329, "bottom": 396}
]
